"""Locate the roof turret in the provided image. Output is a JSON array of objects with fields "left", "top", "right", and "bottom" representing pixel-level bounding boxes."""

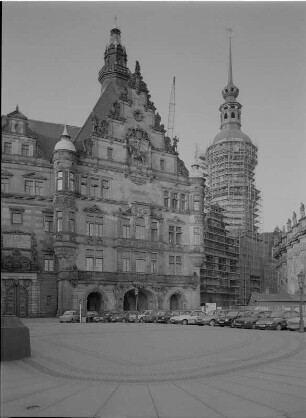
[{"left": 54, "top": 125, "right": 76, "bottom": 152}]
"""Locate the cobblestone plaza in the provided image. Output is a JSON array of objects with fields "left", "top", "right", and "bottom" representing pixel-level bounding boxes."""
[{"left": 1, "top": 319, "right": 306, "bottom": 418}]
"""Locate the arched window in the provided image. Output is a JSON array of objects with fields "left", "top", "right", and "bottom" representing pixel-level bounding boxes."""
[
  {"left": 224, "top": 113, "right": 228, "bottom": 120},
  {"left": 231, "top": 112, "right": 235, "bottom": 118}
]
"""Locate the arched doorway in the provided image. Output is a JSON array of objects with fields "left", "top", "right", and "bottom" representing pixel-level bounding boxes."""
[
  {"left": 170, "top": 293, "right": 184, "bottom": 311},
  {"left": 123, "top": 288, "right": 156, "bottom": 311},
  {"left": 4, "top": 285, "right": 28, "bottom": 317},
  {"left": 87, "top": 292, "right": 103, "bottom": 313}
]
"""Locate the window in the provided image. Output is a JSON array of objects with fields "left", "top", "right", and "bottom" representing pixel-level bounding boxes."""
[
  {"left": 35, "top": 181, "right": 43, "bottom": 195},
  {"left": 107, "top": 147, "right": 113, "bottom": 159},
  {"left": 86, "top": 216, "right": 103, "bottom": 237},
  {"left": 160, "top": 159, "right": 165, "bottom": 171},
  {"left": 11, "top": 211, "right": 22, "bottom": 224},
  {"left": 136, "top": 219, "right": 145, "bottom": 240},
  {"left": 231, "top": 112, "right": 235, "bottom": 118},
  {"left": 171, "top": 193, "right": 178, "bottom": 210},
  {"left": 1, "top": 178, "right": 9, "bottom": 193},
  {"left": 57, "top": 171, "right": 63, "bottom": 191},
  {"left": 151, "top": 222, "right": 158, "bottom": 241},
  {"left": 80, "top": 177, "right": 87, "bottom": 195},
  {"left": 21, "top": 144, "right": 30, "bottom": 156},
  {"left": 151, "top": 253, "right": 157, "bottom": 273},
  {"left": 164, "top": 191, "right": 169, "bottom": 208},
  {"left": 122, "top": 223, "right": 130, "bottom": 239},
  {"left": 101, "top": 180, "right": 109, "bottom": 199},
  {"left": 4, "top": 142, "right": 12, "bottom": 154},
  {"left": 69, "top": 211, "right": 75, "bottom": 233},
  {"left": 25, "top": 180, "right": 34, "bottom": 195},
  {"left": 44, "top": 214, "right": 54, "bottom": 232},
  {"left": 169, "top": 255, "right": 182, "bottom": 274},
  {"left": 122, "top": 251, "right": 130, "bottom": 272},
  {"left": 194, "top": 227, "right": 200, "bottom": 245},
  {"left": 193, "top": 196, "right": 200, "bottom": 211},
  {"left": 90, "top": 179, "right": 100, "bottom": 198},
  {"left": 86, "top": 249, "right": 103, "bottom": 271},
  {"left": 224, "top": 113, "right": 228, "bottom": 120},
  {"left": 68, "top": 172, "right": 75, "bottom": 191},
  {"left": 25, "top": 180, "right": 43, "bottom": 195},
  {"left": 136, "top": 254, "right": 146, "bottom": 273},
  {"left": 57, "top": 211, "right": 63, "bottom": 232},
  {"left": 44, "top": 254, "right": 54, "bottom": 271},
  {"left": 180, "top": 194, "right": 187, "bottom": 211},
  {"left": 169, "top": 225, "right": 182, "bottom": 245}
]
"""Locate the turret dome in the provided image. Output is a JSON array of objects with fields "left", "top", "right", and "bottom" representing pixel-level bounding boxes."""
[{"left": 54, "top": 126, "right": 76, "bottom": 152}]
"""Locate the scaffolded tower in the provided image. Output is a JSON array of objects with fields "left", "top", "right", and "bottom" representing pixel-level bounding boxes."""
[{"left": 202, "top": 33, "right": 260, "bottom": 237}]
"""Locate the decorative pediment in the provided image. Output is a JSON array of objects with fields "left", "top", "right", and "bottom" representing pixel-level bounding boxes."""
[
  {"left": 22, "top": 172, "right": 48, "bottom": 180},
  {"left": 1, "top": 170, "right": 13, "bottom": 178},
  {"left": 83, "top": 205, "right": 107, "bottom": 215},
  {"left": 126, "top": 127, "right": 150, "bottom": 143}
]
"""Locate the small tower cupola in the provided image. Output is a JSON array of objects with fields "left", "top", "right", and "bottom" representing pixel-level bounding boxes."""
[
  {"left": 6, "top": 105, "right": 28, "bottom": 135},
  {"left": 219, "top": 31, "right": 242, "bottom": 130},
  {"left": 98, "top": 26, "right": 129, "bottom": 90},
  {"left": 54, "top": 125, "right": 76, "bottom": 152}
]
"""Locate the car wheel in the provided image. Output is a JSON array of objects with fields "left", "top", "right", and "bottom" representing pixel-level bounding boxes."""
[
  {"left": 276, "top": 324, "right": 282, "bottom": 331},
  {"left": 230, "top": 322, "right": 235, "bottom": 328},
  {"left": 182, "top": 319, "right": 188, "bottom": 325},
  {"left": 209, "top": 320, "right": 215, "bottom": 327}
]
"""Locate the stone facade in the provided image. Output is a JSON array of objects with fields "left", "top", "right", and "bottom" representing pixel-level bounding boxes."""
[
  {"left": 273, "top": 203, "right": 306, "bottom": 295},
  {"left": 1, "top": 28, "right": 204, "bottom": 317}
]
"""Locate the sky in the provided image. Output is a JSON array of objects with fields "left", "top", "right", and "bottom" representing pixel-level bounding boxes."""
[{"left": 2, "top": 1, "right": 306, "bottom": 232}]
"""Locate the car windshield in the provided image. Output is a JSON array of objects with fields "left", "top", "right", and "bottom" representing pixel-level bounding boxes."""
[
  {"left": 227, "top": 311, "right": 239, "bottom": 317},
  {"left": 64, "top": 311, "right": 75, "bottom": 315},
  {"left": 271, "top": 311, "right": 284, "bottom": 318},
  {"left": 183, "top": 311, "right": 192, "bottom": 315},
  {"left": 171, "top": 311, "right": 180, "bottom": 316}
]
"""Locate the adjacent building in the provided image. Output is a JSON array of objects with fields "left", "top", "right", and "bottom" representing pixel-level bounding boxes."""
[{"left": 1, "top": 27, "right": 205, "bottom": 317}]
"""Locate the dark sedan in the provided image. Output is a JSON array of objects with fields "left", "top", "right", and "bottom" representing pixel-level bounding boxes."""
[
  {"left": 232, "top": 311, "right": 272, "bottom": 329},
  {"left": 110, "top": 312, "right": 130, "bottom": 323},
  {"left": 217, "top": 310, "right": 251, "bottom": 327},
  {"left": 142, "top": 311, "right": 160, "bottom": 323},
  {"left": 156, "top": 311, "right": 173, "bottom": 324}
]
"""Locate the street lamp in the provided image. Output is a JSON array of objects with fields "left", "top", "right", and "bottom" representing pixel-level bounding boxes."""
[
  {"left": 135, "top": 288, "right": 139, "bottom": 312},
  {"left": 297, "top": 270, "right": 305, "bottom": 333}
]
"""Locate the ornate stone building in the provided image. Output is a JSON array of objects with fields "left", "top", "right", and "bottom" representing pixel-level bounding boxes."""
[
  {"left": 1, "top": 27, "right": 205, "bottom": 317},
  {"left": 273, "top": 203, "right": 306, "bottom": 295}
]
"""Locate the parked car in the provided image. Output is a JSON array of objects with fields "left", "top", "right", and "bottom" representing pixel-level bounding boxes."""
[
  {"left": 110, "top": 311, "right": 130, "bottom": 323},
  {"left": 137, "top": 310, "right": 155, "bottom": 323},
  {"left": 170, "top": 310, "right": 203, "bottom": 325},
  {"left": 233, "top": 310, "right": 272, "bottom": 329},
  {"left": 255, "top": 310, "right": 299, "bottom": 330},
  {"left": 217, "top": 310, "right": 251, "bottom": 327},
  {"left": 196, "top": 310, "right": 228, "bottom": 326},
  {"left": 156, "top": 311, "right": 174, "bottom": 324},
  {"left": 142, "top": 311, "right": 160, "bottom": 323},
  {"left": 127, "top": 311, "right": 139, "bottom": 322},
  {"left": 59, "top": 310, "right": 79, "bottom": 323},
  {"left": 86, "top": 311, "right": 99, "bottom": 323},
  {"left": 287, "top": 315, "right": 306, "bottom": 331},
  {"left": 92, "top": 311, "right": 112, "bottom": 323}
]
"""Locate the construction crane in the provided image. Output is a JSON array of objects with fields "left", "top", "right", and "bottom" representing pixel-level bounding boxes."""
[{"left": 167, "top": 76, "right": 176, "bottom": 140}]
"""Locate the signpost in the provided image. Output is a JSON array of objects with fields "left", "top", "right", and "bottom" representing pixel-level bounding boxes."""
[{"left": 79, "top": 299, "right": 82, "bottom": 323}]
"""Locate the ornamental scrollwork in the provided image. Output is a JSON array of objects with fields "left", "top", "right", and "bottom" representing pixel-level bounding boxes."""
[
  {"left": 119, "top": 87, "right": 129, "bottom": 102},
  {"left": 126, "top": 126, "right": 149, "bottom": 143},
  {"left": 133, "top": 110, "right": 143, "bottom": 122},
  {"left": 83, "top": 205, "right": 107, "bottom": 214},
  {"left": 108, "top": 101, "right": 122, "bottom": 121},
  {"left": 91, "top": 113, "right": 109, "bottom": 138},
  {"left": 54, "top": 195, "right": 75, "bottom": 209},
  {"left": 1, "top": 249, "right": 32, "bottom": 272}
]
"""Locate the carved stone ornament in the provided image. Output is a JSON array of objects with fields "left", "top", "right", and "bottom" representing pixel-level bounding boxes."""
[
  {"left": 1, "top": 249, "right": 32, "bottom": 272},
  {"left": 152, "top": 112, "right": 165, "bottom": 133},
  {"left": 54, "top": 195, "right": 75, "bottom": 209},
  {"left": 128, "top": 139, "right": 147, "bottom": 165},
  {"left": 133, "top": 110, "right": 143, "bottom": 122},
  {"left": 83, "top": 204, "right": 107, "bottom": 214},
  {"left": 119, "top": 87, "right": 129, "bottom": 102},
  {"left": 193, "top": 215, "right": 204, "bottom": 223},
  {"left": 178, "top": 158, "right": 189, "bottom": 176},
  {"left": 108, "top": 101, "right": 122, "bottom": 121},
  {"left": 91, "top": 113, "right": 109, "bottom": 138},
  {"left": 131, "top": 205, "right": 151, "bottom": 218},
  {"left": 70, "top": 279, "right": 78, "bottom": 288},
  {"left": 126, "top": 126, "right": 149, "bottom": 143},
  {"left": 83, "top": 137, "right": 93, "bottom": 156},
  {"left": 167, "top": 216, "right": 185, "bottom": 224},
  {"left": 129, "top": 175, "right": 149, "bottom": 185}
]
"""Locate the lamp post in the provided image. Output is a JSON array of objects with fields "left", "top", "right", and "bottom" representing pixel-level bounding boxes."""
[
  {"left": 297, "top": 270, "right": 305, "bottom": 333},
  {"left": 135, "top": 288, "right": 139, "bottom": 313}
]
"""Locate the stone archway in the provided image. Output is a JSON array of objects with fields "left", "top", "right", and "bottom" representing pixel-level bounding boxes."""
[
  {"left": 165, "top": 289, "right": 187, "bottom": 311},
  {"left": 123, "top": 288, "right": 157, "bottom": 311},
  {"left": 87, "top": 291, "right": 104, "bottom": 313}
]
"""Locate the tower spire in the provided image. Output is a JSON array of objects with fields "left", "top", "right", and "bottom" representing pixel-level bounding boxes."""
[{"left": 227, "top": 28, "right": 233, "bottom": 85}]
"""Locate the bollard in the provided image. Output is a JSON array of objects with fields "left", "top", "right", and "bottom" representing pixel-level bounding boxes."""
[{"left": 1, "top": 315, "right": 31, "bottom": 361}]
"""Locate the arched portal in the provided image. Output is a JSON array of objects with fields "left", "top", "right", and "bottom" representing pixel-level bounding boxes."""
[
  {"left": 123, "top": 288, "right": 156, "bottom": 311},
  {"left": 170, "top": 293, "right": 184, "bottom": 311},
  {"left": 4, "top": 285, "right": 28, "bottom": 317},
  {"left": 87, "top": 292, "right": 103, "bottom": 313}
]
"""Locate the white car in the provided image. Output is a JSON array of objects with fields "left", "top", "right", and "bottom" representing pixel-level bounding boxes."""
[
  {"left": 170, "top": 310, "right": 203, "bottom": 325},
  {"left": 137, "top": 310, "right": 155, "bottom": 323},
  {"left": 59, "top": 311, "right": 79, "bottom": 323},
  {"left": 287, "top": 315, "right": 306, "bottom": 331}
]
